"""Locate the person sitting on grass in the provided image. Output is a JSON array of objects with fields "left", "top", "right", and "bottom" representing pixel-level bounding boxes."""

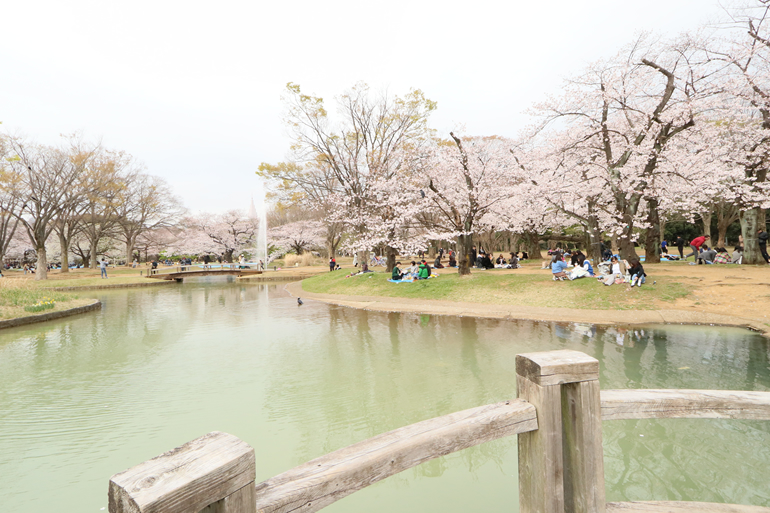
[
  {"left": 433, "top": 255, "right": 444, "bottom": 269},
  {"left": 569, "top": 255, "right": 594, "bottom": 280},
  {"left": 731, "top": 246, "right": 743, "bottom": 264},
  {"left": 480, "top": 252, "right": 494, "bottom": 269},
  {"left": 448, "top": 252, "right": 457, "bottom": 268},
  {"left": 551, "top": 254, "right": 569, "bottom": 281},
  {"left": 495, "top": 254, "right": 506, "bottom": 267},
  {"left": 600, "top": 256, "right": 626, "bottom": 286},
  {"left": 628, "top": 258, "right": 646, "bottom": 287},
  {"left": 698, "top": 245, "right": 716, "bottom": 265},
  {"left": 714, "top": 247, "right": 730, "bottom": 264},
  {"left": 508, "top": 253, "right": 520, "bottom": 269},
  {"left": 418, "top": 260, "right": 430, "bottom": 280},
  {"left": 392, "top": 262, "right": 403, "bottom": 280}
]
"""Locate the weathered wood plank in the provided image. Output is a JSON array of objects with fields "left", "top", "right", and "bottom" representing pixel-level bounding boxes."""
[
  {"left": 109, "top": 431, "right": 255, "bottom": 513},
  {"left": 254, "top": 399, "right": 537, "bottom": 513},
  {"left": 516, "top": 350, "right": 599, "bottom": 386},
  {"left": 562, "top": 379, "right": 605, "bottom": 513},
  {"left": 517, "top": 374, "right": 564, "bottom": 513},
  {"left": 201, "top": 483, "right": 256, "bottom": 513},
  {"left": 601, "top": 390, "right": 770, "bottom": 420},
  {"left": 607, "top": 501, "right": 770, "bottom": 512}
]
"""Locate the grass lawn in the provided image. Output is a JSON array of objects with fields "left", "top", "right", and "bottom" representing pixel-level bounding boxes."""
[
  {"left": 3, "top": 267, "right": 153, "bottom": 289},
  {"left": 0, "top": 279, "right": 91, "bottom": 320},
  {"left": 301, "top": 268, "right": 690, "bottom": 310}
]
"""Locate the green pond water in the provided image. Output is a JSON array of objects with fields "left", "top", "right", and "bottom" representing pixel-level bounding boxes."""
[{"left": 0, "top": 279, "right": 769, "bottom": 512}]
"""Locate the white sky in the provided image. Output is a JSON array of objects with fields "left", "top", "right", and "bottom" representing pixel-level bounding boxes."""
[{"left": 1, "top": 0, "right": 727, "bottom": 213}]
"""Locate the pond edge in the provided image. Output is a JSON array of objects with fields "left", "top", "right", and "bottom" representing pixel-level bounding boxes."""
[
  {"left": 0, "top": 299, "right": 102, "bottom": 330},
  {"left": 286, "top": 281, "right": 770, "bottom": 339}
]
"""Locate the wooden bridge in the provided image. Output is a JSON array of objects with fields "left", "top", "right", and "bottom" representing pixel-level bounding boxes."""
[
  {"left": 107, "top": 350, "right": 770, "bottom": 513},
  {"left": 146, "top": 265, "right": 263, "bottom": 281}
]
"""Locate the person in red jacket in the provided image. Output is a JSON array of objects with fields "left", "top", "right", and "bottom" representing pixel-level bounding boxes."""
[{"left": 685, "top": 235, "right": 710, "bottom": 261}]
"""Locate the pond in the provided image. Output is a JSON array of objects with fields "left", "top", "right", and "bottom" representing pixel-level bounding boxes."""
[{"left": 0, "top": 279, "right": 768, "bottom": 512}]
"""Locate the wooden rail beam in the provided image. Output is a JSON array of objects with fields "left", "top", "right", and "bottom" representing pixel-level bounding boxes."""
[
  {"left": 601, "top": 390, "right": 770, "bottom": 420},
  {"left": 607, "top": 501, "right": 770, "bottom": 512},
  {"left": 253, "top": 399, "right": 537, "bottom": 513},
  {"left": 109, "top": 431, "right": 256, "bottom": 513}
]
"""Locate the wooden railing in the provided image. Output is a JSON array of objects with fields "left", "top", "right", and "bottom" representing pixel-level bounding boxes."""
[{"left": 108, "top": 350, "right": 770, "bottom": 513}]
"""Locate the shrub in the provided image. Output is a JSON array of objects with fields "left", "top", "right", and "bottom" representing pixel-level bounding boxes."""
[{"left": 284, "top": 253, "right": 317, "bottom": 267}]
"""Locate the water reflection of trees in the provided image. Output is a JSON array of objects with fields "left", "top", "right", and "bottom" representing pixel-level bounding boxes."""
[
  {"left": 3, "top": 285, "right": 769, "bottom": 507},
  {"left": 262, "top": 310, "right": 527, "bottom": 483}
]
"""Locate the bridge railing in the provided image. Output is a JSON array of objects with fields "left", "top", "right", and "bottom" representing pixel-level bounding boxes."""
[
  {"left": 148, "top": 264, "right": 263, "bottom": 276},
  {"left": 108, "top": 350, "right": 770, "bottom": 513}
]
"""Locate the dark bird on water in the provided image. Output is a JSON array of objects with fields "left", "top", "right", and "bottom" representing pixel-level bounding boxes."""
[{"left": 297, "top": 297, "right": 303, "bottom": 305}]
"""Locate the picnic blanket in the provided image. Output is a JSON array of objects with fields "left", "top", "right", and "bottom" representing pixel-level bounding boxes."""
[{"left": 388, "top": 274, "right": 439, "bottom": 283}]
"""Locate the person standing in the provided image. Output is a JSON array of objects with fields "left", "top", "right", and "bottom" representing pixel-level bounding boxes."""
[
  {"left": 329, "top": 256, "right": 336, "bottom": 272},
  {"left": 660, "top": 239, "right": 668, "bottom": 255},
  {"left": 100, "top": 258, "right": 108, "bottom": 279},
  {"left": 685, "top": 235, "right": 709, "bottom": 261},
  {"left": 675, "top": 236, "right": 685, "bottom": 259},
  {"left": 759, "top": 228, "right": 770, "bottom": 263},
  {"left": 470, "top": 245, "right": 477, "bottom": 267}
]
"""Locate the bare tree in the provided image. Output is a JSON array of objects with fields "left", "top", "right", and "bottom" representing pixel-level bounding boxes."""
[
  {"left": 115, "top": 173, "right": 183, "bottom": 264},
  {"left": 0, "top": 136, "right": 22, "bottom": 270},
  {"left": 6, "top": 138, "right": 87, "bottom": 280}
]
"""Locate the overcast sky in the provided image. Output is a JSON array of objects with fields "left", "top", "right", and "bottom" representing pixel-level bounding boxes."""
[{"left": 1, "top": 1, "right": 728, "bottom": 214}]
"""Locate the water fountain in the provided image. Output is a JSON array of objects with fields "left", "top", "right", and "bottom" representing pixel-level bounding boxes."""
[{"left": 249, "top": 180, "right": 269, "bottom": 269}]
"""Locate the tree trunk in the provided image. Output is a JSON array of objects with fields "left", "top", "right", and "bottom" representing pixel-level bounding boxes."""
[
  {"left": 522, "top": 232, "right": 541, "bottom": 261},
  {"left": 385, "top": 244, "right": 397, "bottom": 273},
  {"left": 356, "top": 250, "right": 367, "bottom": 269},
  {"left": 59, "top": 232, "right": 70, "bottom": 273},
  {"left": 326, "top": 242, "right": 335, "bottom": 259},
  {"left": 223, "top": 249, "right": 234, "bottom": 263},
  {"left": 456, "top": 234, "right": 472, "bottom": 276},
  {"left": 428, "top": 242, "right": 436, "bottom": 259},
  {"left": 125, "top": 241, "right": 135, "bottom": 266},
  {"left": 618, "top": 217, "right": 637, "bottom": 260},
  {"left": 701, "top": 210, "right": 713, "bottom": 241},
  {"left": 740, "top": 207, "right": 766, "bottom": 265},
  {"left": 585, "top": 216, "right": 603, "bottom": 265},
  {"left": 644, "top": 198, "right": 661, "bottom": 264},
  {"left": 89, "top": 238, "right": 99, "bottom": 269},
  {"left": 35, "top": 245, "right": 48, "bottom": 280},
  {"left": 716, "top": 220, "right": 731, "bottom": 249}
]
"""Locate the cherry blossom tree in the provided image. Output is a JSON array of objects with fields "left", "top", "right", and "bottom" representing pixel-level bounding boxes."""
[
  {"left": 528, "top": 35, "right": 717, "bottom": 261},
  {"left": 418, "top": 133, "right": 520, "bottom": 275},
  {"left": 178, "top": 210, "right": 257, "bottom": 262},
  {"left": 280, "top": 82, "right": 436, "bottom": 271},
  {"left": 697, "top": 1, "right": 770, "bottom": 263},
  {"left": 268, "top": 220, "right": 326, "bottom": 255}
]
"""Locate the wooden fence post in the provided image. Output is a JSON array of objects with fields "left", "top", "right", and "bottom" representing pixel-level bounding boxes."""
[
  {"left": 109, "top": 431, "right": 256, "bottom": 513},
  {"left": 516, "top": 350, "right": 605, "bottom": 513}
]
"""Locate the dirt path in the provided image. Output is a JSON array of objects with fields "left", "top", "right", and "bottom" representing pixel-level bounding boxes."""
[{"left": 286, "top": 263, "right": 770, "bottom": 337}]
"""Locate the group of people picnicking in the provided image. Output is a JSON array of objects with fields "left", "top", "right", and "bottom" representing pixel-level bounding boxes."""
[
  {"left": 546, "top": 249, "right": 646, "bottom": 287},
  {"left": 658, "top": 229, "right": 769, "bottom": 265},
  {"left": 336, "top": 228, "right": 769, "bottom": 284}
]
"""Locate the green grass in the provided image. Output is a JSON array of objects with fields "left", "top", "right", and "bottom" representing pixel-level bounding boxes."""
[
  {"left": 35, "top": 275, "right": 150, "bottom": 288},
  {"left": 0, "top": 280, "right": 81, "bottom": 319},
  {"left": 302, "top": 269, "right": 690, "bottom": 310}
]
